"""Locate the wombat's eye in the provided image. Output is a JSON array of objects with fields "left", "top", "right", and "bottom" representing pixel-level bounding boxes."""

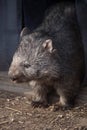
[{"left": 24, "top": 63, "right": 31, "bottom": 68}]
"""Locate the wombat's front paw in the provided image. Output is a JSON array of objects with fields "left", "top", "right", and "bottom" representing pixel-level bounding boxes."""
[
  {"left": 53, "top": 102, "right": 73, "bottom": 111},
  {"left": 31, "top": 101, "right": 48, "bottom": 108}
]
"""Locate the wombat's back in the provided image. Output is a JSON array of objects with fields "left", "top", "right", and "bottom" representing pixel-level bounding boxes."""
[{"left": 40, "top": 1, "right": 85, "bottom": 82}]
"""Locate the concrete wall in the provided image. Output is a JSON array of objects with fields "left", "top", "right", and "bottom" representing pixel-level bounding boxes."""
[{"left": 0, "top": 0, "right": 22, "bottom": 70}]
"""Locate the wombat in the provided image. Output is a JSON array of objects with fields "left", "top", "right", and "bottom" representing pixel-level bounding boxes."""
[{"left": 8, "top": 2, "right": 85, "bottom": 108}]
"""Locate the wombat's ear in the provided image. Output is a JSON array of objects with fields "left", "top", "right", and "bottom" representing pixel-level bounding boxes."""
[
  {"left": 20, "top": 27, "right": 30, "bottom": 37},
  {"left": 42, "top": 39, "right": 53, "bottom": 53}
]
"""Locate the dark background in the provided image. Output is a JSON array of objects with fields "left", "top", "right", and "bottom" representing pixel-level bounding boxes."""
[{"left": 0, "top": 0, "right": 87, "bottom": 82}]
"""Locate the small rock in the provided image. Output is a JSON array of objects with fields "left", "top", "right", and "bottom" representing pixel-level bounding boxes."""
[
  {"left": 57, "top": 114, "right": 64, "bottom": 118},
  {"left": 7, "top": 99, "right": 10, "bottom": 102}
]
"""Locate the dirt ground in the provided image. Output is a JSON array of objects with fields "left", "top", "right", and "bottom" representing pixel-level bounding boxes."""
[
  {"left": 0, "top": 72, "right": 87, "bottom": 130},
  {"left": 0, "top": 90, "right": 86, "bottom": 130}
]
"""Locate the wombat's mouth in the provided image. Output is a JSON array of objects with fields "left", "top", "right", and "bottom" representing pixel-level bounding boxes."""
[{"left": 10, "top": 76, "right": 29, "bottom": 83}]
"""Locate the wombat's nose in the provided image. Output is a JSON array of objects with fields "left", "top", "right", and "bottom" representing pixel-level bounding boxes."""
[{"left": 8, "top": 70, "right": 21, "bottom": 81}]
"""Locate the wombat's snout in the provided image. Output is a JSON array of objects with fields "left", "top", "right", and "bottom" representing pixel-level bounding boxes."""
[
  {"left": 8, "top": 67, "right": 24, "bottom": 82},
  {"left": 8, "top": 70, "right": 19, "bottom": 80}
]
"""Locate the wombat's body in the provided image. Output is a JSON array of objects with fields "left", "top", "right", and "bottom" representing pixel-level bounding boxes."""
[{"left": 8, "top": 2, "right": 85, "bottom": 108}]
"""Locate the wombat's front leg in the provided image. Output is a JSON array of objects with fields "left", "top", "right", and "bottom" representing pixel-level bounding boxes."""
[
  {"left": 55, "top": 89, "right": 74, "bottom": 110},
  {"left": 55, "top": 82, "right": 78, "bottom": 110},
  {"left": 29, "top": 81, "right": 48, "bottom": 108}
]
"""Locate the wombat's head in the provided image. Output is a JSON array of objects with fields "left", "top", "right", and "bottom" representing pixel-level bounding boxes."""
[{"left": 8, "top": 27, "right": 59, "bottom": 83}]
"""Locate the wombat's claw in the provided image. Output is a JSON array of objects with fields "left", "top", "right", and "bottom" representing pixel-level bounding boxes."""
[
  {"left": 31, "top": 101, "right": 48, "bottom": 108},
  {"left": 61, "top": 105, "right": 72, "bottom": 111},
  {"left": 53, "top": 104, "right": 72, "bottom": 111}
]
